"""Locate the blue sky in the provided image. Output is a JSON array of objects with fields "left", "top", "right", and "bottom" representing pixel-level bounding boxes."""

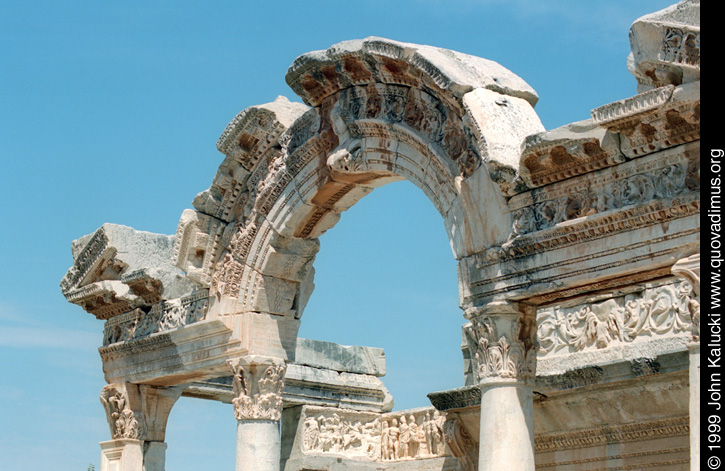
[{"left": 0, "top": 1, "right": 675, "bottom": 469}]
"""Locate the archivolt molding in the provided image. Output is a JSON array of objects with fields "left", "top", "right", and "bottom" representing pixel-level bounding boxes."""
[{"left": 173, "top": 37, "right": 545, "bottom": 319}]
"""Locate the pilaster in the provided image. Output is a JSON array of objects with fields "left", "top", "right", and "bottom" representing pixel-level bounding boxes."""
[
  {"left": 672, "top": 253, "right": 700, "bottom": 471},
  {"left": 99, "top": 383, "right": 181, "bottom": 471}
]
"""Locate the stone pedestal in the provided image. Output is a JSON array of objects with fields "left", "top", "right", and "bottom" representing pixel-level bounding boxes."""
[
  {"left": 227, "top": 355, "right": 287, "bottom": 471},
  {"left": 465, "top": 302, "right": 537, "bottom": 471},
  {"left": 100, "top": 439, "right": 144, "bottom": 471}
]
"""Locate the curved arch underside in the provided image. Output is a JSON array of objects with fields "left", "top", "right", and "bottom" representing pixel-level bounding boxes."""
[{"left": 175, "top": 37, "right": 545, "bottom": 323}]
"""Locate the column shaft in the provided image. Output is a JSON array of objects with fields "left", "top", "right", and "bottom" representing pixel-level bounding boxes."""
[
  {"left": 236, "top": 420, "right": 281, "bottom": 471},
  {"left": 478, "top": 383, "right": 535, "bottom": 471}
]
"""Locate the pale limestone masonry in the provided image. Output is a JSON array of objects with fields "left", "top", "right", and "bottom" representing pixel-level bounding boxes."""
[{"left": 63, "top": 2, "right": 700, "bottom": 470}]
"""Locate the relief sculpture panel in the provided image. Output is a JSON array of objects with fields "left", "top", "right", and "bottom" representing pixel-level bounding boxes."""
[
  {"left": 300, "top": 406, "right": 449, "bottom": 462},
  {"left": 537, "top": 278, "right": 694, "bottom": 357}
]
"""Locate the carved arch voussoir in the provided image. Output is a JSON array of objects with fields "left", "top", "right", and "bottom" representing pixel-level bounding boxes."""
[{"left": 181, "top": 37, "right": 544, "bottom": 315}]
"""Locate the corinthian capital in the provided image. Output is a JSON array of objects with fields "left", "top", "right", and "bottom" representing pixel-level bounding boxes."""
[
  {"left": 100, "top": 384, "right": 145, "bottom": 440},
  {"left": 227, "top": 356, "right": 286, "bottom": 421},
  {"left": 464, "top": 302, "right": 538, "bottom": 384}
]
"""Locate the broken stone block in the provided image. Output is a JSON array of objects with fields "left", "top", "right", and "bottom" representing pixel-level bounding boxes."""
[
  {"left": 628, "top": 0, "right": 700, "bottom": 92},
  {"left": 61, "top": 224, "right": 197, "bottom": 319}
]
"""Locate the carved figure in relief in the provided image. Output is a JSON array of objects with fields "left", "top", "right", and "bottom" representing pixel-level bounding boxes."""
[
  {"left": 398, "top": 415, "right": 410, "bottom": 459},
  {"left": 408, "top": 414, "right": 419, "bottom": 458},
  {"left": 389, "top": 418, "right": 400, "bottom": 460},
  {"left": 381, "top": 420, "right": 391, "bottom": 460},
  {"left": 302, "top": 409, "right": 448, "bottom": 461},
  {"left": 424, "top": 412, "right": 433, "bottom": 456},
  {"left": 303, "top": 416, "right": 320, "bottom": 450}
]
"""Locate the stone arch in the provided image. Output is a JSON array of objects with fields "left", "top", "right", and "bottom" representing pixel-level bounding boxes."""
[{"left": 175, "top": 37, "right": 544, "bottom": 359}]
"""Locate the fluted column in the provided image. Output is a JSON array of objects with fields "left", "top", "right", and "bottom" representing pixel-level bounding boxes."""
[
  {"left": 464, "top": 301, "right": 537, "bottom": 471},
  {"left": 672, "top": 254, "right": 700, "bottom": 471},
  {"left": 227, "top": 355, "right": 287, "bottom": 471}
]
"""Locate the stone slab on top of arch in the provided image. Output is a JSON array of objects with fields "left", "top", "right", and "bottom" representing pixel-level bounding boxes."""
[
  {"left": 285, "top": 36, "right": 539, "bottom": 109},
  {"left": 284, "top": 36, "right": 545, "bottom": 181}
]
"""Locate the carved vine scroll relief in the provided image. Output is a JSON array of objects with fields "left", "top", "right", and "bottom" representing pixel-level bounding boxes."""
[{"left": 537, "top": 278, "right": 695, "bottom": 357}]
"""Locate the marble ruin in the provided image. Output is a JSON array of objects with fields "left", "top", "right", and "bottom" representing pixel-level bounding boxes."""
[{"left": 62, "top": 1, "right": 700, "bottom": 470}]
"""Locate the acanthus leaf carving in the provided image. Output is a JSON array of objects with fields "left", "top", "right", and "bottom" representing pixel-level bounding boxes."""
[
  {"left": 227, "top": 357, "right": 286, "bottom": 421},
  {"left": 465, "top": 314, "right": 536, "bottom": 383},
  {"left": 100, "top": 384, "right": 145, "bottom": 440}
]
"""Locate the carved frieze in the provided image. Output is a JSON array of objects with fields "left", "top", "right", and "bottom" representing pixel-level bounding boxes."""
[
  {"left": 216, "top": 96, "right": 308, "bottom": 169},
  {"left": 301, "top": 406, "right": 448, "bottom": 462},
  {"left": 333, "top": 85, "right": 481, "bottom": 180},
  {"left": 628, "top": 1, "right": 699, "bottom": 90},
  {"left": 509, "top": 143, "right": 699, "bottom": 238},
  {"left": 100, "top": 385, "right": 144, "bottom": 440},
  {"left": 286, "top": 37, "right": 538, "bottom": 109},
  {"left": 228, "top": 357, "right": 286, "bottom": 421},
  {"left": 660, "top": 25, "right": 700, "bottom": 69},
  {"left": 302, "top": 410, "right": 381, "bottom": 460},
  {"left": 537, "top": 278, "right": 694, "bottom": 357},
  {"left": 672, "top": 253, "right": 700, "bottom": 341},
  {"left": 102, "top": 290, "right": 209, "bottom": 346},
  {"left": 62, "top": 224, "right": 197, "bottom": 320},
  {"left": 61, "top": 226, "right": 113, "bottom": 294},
  {"left": 534, "top": 416, "right": 689, "bottom": 453}
]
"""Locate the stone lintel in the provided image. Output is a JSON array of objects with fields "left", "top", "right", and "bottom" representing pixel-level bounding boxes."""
[{"left": 183, "top": 362, "right": 392, "bottom": 413}]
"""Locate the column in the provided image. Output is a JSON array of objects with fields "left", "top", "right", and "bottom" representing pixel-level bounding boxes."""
[
  {"left": 672, "top": 254, "right": 700, "bottom": 471},
  {"left": 465, "top": 301, "right": 537, "bottom": 471},
  {"left": 227, "top": 355, "right": 287, "bottom": 471},
  {"left": 99, "top": 383, "right": 181, "bottom": 471}
]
